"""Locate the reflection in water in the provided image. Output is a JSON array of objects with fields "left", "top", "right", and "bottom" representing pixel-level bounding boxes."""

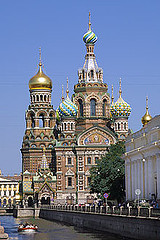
[{"left": 0, "top": 216, "right": 128, "bottom": 240}]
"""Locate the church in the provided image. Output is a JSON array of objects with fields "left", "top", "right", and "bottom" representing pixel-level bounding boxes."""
[{"left": 21, "top": 14, "right": 131, "bottom": 205}]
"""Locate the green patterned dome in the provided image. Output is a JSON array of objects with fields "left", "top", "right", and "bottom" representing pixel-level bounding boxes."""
[{"left": 111, "top": 97, "right": 131, "bottom": 118}]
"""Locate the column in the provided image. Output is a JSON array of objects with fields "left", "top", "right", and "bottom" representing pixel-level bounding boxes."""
[
  {"left": 147, "top": 156, "right": 153, "bottom": 199},
  {"left": 156, "top": 153, "right": 160, "bottom": 199}
]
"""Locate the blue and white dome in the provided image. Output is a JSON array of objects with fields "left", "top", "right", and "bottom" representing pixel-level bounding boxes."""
[
  {"left": 83, "top": 30, "right": 98, "bottom": 44},
  {"left": 56, "top": 96, "right": 78, "bottom": 120}
]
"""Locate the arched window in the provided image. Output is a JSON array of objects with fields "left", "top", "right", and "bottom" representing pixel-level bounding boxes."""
[
  {"left": 36, "top": 95, "right": 39, "bottom": 102},
  {"left": 49, "top": 113, "right": 53, "bottom": 128},
  {"left": 118, "top": 122, "right": 120, "bottom": 130},
  {"left": 103, "top": 99, "right": 107, "bottom": 116},
  {"left": 33, "top": 95, "right": 35, "bottom": 102},
  {"left": 82, "top": 70, "right": 85, "bottom": 79},
  {"left": 39, "top": 114, "right": 45, "bottom": 128},
  {"left": 31, "top": 114, "right": 35, "bottom": 128},
  {"left": 78, "top": 99, "right": 83, "bottom": 117},
  {"left": 64, "top": 123, "right": 66, "bottom": 130},
  {"left": 90, "top": 99, "right": 96, "bottom": 116},
  {"left": 44, "top": 95, "right": 46, "bottom": 101},
  {"left": 124, "top": 122, "right": 127, "bottom": 130},
  {"left": 68, "top": 123, "right": 70, "bottom": 130},
  {"left": 40, "top": 95, "right": 43, "bottom": 101},
  {"left": 90, "top": 70, "right": 94, "bottom": 78},
  {"left": 71, "top": 123, "right": 73, "bottom": 130}
]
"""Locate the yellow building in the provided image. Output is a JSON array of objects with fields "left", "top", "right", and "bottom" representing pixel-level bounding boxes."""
[{"left": 0, "top": 177, "right": 20, "bottom": 207}]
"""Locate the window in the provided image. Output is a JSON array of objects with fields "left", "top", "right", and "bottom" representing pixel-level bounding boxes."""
[
  {"left": 90, "top": 70, "right": 94, "bottom": 78},
  {"left": 39, "top": 114, "right": 45, "bottom": 128},
  {"left": 71, "top": 123, "right": 73, "bottom": 130},
  {"left": 68, "top": 123, "right": 70, "bottom": 130},
  {"left": 87, "top": 157, "right": 91, "bottom": 164},
  {"left": 40, "top": 95, "right": 43, "bottom": 101},
  {"left": 90, "top": 99, "right": 96, "bottom": 116},
  {"left": 78, "top": 99, "right": 83, "bottom": 117},
  {"left": 68, "top": 177, "right": 72, "bottom": 187},
  {"left": 68, "top": 157, "right": 71, "bottom": 165},
  {"left": 87, "top": 177, "right": 91, "bottom": 186},
  {"left": 44, "top": 95, "right": 46, "bottom": 101},
  {"left": 64, "top": 123, "right": 66, "bottom": 130},
  {"left": 124, "top": 122, "right": 126, "bottom": 130},
  {"left": 95, "top": 157, "right": 99, "bottom": 164},
  {"left": 31, "top": 114, "right": 35, "bottom": 128},
  {"left": 36, "top": 95, "right": 39, "bottom": 101},
  {"left": 4, "top": 191, "right": 6, "bottom": 196},
  {"left": 103, "top": 99, "right": 107, "bottom": 116},
  {"left": 118, "top": 123, "right": 120, "bottom": 130}
]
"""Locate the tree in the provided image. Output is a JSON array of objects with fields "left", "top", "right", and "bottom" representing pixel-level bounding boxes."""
[{"left": 90, "top": 141, "right": 125, "bottom": 203}]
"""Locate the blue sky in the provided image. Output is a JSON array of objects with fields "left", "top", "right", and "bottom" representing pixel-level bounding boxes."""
[{"left": 0, "top": 0, "right": 160, "bottom": 175}]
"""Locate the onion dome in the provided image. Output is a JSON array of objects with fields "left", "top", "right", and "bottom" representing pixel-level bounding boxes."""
[
  {"left": 110, "top": 79, "right": 131, "bottom": 118},
  {"left": 141, "top": 97, "right": 152, "bottom": 126},
  {"left": 29, "top": 48, "right": 52, "bottom": 90},
  {"left": 56, "top": 80, "right": 78, "bottom": 120},
  {"left": 83, "top": 12, "right": 97, "bottom": 44}
]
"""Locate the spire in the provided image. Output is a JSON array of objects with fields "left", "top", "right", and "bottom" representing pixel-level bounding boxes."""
[
  {"left": 146, "top": 96, "right": 148, "bottom": 111},
  {"left": 38, "top": 47, "right": 43, "bottom": 73},
  {"left": 111, "top": 84, "right": 114, "bottom": 104},
  {"left": 119, "top": 78, "right": 122, "bottom": 98},
  {"left": 62, "top": 84, "right": 64, "bottom": 101},
  {"left": 66, "top": 77, "right": 69, "bottom": 97},
  {"left": 89, "top": 12, "right": 91, "bottom": 31},
  {"left": 141, "top": 96, "right": 152, "bottom": 126}
]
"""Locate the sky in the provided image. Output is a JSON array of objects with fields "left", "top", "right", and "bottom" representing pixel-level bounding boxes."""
[{"left": 0, "top": 0, "right": 160, "bottom": 175}]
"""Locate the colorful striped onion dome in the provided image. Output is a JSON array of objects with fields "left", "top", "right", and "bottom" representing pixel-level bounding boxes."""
[
  {"left": 83, "top": 30, "right": 97, "bottom": 44},
  {"left": 56, "top": 96, "right": 78, "bottom": 120},
  {"left": 110, "top": 97, "right": 131, "bottom": 118}
]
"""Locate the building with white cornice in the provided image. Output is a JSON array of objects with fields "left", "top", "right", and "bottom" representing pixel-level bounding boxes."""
[{"left": 124, "top": 113, "right": 160, "bottom": 201}]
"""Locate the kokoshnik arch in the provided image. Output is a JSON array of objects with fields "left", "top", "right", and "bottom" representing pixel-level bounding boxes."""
[{"left": 21, "top": 13, "right": 131, "bottom": 205}]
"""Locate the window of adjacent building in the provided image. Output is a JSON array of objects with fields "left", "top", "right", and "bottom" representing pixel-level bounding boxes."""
[
  {"left": 4, "top": 191, "right": 6, "bottom": 196},
  {"left": 68, "top": 177, "right": 72, "bottom": 187},
  {"left": 87, "top": 157, "right": 91, "bottom": 164},
  {"left": 40, "top": 95, "right": 43, "bottom": 101},
  {"left": 90, "top": 99, "right": 96, "bottom": 116},
  {"left": 78, "top": 99, "right": 83, "bottom": 117},
  {"left": 44, "top": 95, "right": 46, "bottom": 101},
  {"left": 68, "top": 157, "right": 72, "bottom": 165},
  {"left": 36, "top": 95, "right": 39, "bottom": 101},
  {"left": 103, "top": 99, "right": 107, "bottom": 116},
  {"left": 39, "top": 114, "right": 45, "bottom": 128}
]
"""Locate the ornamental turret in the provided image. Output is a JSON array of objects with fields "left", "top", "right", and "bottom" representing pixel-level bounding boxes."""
[
  {"left": 78, "top": 12, "right": 103, "bottom": 83},
  {"left": 110, "top": 79, "right": 131, "bottom": 139},
  {"left": 141, "top": 96, "right": 152, "bottom": 126},
  {"left": 21, "top": 49, "right": 56, "bottom": 174}
]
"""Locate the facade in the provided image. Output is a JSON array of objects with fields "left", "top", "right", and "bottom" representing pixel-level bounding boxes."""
[
  {"left": 124, "top": 101, "right": 160, "bottom": 201},
  {"left": 21, "top": 14, "right": 131, "bottom": 204},
  {"left": 0, "top": 177, "right": 20, "bottom": 207}
]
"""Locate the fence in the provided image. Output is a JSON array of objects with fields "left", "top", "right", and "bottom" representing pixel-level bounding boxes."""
[{"left": 41, "top": 204, "right": 160, "bottom": 219}]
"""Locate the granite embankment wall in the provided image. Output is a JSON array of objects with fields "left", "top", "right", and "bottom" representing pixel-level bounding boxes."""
[
  {"left": 13, "top": 207, "right": 40, "bottom": 218},
  {"left": 39, "top": 209, "right": 160, "bottom": 240}
]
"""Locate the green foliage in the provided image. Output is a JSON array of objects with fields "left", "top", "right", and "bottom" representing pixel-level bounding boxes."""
[{"left": 89, "top": 141, "right": 125, "bottom": 203}]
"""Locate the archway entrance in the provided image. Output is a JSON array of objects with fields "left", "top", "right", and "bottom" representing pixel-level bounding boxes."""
[
  {"left": 41, "top": 196, "right": 50, "bottom": 205},
  {"left": 28, "top": 197, "right": 33, "bottom": 207}
]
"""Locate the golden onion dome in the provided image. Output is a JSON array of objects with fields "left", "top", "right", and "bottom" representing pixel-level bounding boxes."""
[
  {"left": 141, "top": 97, "right": 152, "bottom": 126},
  {"left": 29, "top": 62, "right": 52, "bottom": 90}
]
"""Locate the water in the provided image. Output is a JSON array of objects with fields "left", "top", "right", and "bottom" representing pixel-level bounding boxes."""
[{"left": 0, "top": 216, "right": 130, "bottom": 240}]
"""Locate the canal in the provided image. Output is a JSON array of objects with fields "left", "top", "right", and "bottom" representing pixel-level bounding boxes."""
[{"left": 0, "top": 216, "right": 131, "bottom": 240}]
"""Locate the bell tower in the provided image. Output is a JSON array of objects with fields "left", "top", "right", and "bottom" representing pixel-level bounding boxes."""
[
  {"left": 73, "top": 13, "right": 111, "bottom": 133},
  {"left": 21, "top": 48, "right": 56, "bottom": 174}
]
